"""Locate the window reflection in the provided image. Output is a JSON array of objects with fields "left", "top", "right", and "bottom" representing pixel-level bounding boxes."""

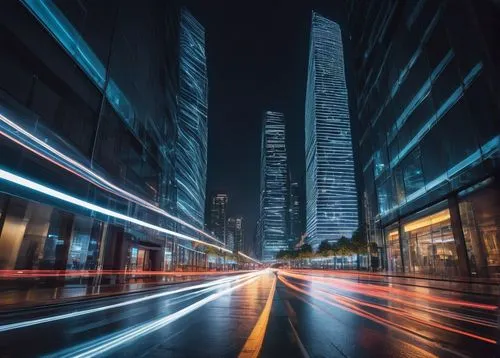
[
  {"left": 402, "top": 146, "right": 425, "bottom": 196},
  {"left": 385, "top": 228, "right": 402, "bottom": 272},
  {"left": 459, "top": 184, "right": 500, "bottom": 277}
]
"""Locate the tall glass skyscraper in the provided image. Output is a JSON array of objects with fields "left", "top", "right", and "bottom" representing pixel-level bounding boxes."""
[
  {"left": 260, "top": 111, "right": 289, "bottom": 261},
  {"left": 348, "top": 0, "right": 500, "bottom": 277},
  {"left": 305, "top": 12, "right": 358, "bottom": 249},
  {"left": 0, "top": 0, "right": 213, "bottom": 272},
  {"left": 176, "top": 8, "right": 208, "bottom": 229}
]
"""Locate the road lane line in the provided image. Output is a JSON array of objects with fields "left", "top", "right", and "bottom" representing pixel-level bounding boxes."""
[
  {"left": 238, "top": 274, "right": 277, "bottom": 358},
  {"left": 287, "top": 318, "right": 310, "bottom": 358}
]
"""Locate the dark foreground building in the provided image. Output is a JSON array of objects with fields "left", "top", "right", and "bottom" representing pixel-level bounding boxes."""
[
  {"left": 348, "top": 0, "right": 500, "bottom": 277},
  {"left": 0, "top": 0, "right": 214, "bottom": 271}
]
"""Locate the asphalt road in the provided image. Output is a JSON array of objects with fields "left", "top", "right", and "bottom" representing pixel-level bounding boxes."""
[{"left": 0, "top": 270, "right": 498, "bottom": 357}]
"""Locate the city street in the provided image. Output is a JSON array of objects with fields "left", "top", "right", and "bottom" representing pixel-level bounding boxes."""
[{"left": 0, "top": 270, "right": 497, "bottom": 357}]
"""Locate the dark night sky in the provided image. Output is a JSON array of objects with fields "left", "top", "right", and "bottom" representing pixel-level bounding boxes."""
[{"left": 184, "top": 0, "right": 348, "bottom": 241}]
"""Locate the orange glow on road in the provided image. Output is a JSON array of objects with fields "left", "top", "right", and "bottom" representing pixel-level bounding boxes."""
[
  {"left": 0, "top": 269, "right": 251, "bottom": 279},
  {"left": 277, "top": 271, "right": 498, "bottom": 346}
]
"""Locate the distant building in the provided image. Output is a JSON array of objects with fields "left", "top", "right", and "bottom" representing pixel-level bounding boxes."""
[
  {"left": 209, "top": 194, "right": 228, "bottom": 244},
  {"left": 226, "top": 218, "right": 235, "bottom": 252},
  {"left": 305, "top": 12, "right": 358, "bottom": 249},
  {"left": 234, "top": 217, "right": 244, "bottom": 252},
  {"left": 288, "top": 180, "right": 301, "bottom": 246},
  {"left": 259, "top": 111, "right": 289, "bottom": 261},
  {"left": 348, "top": 0, "right": 500, "bottom": 277},
  {"left": 176, "top": 8, "right": 208, "bottom": 229}
]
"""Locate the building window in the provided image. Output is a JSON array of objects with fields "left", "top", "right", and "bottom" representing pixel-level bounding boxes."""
[
  {"left": 459, "top": 183, "right": 500, "bottom": 277},
  {"left": 402, "top": 146, "right": 425, "bottom": 196}
]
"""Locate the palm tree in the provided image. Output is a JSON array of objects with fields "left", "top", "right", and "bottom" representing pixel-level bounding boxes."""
[
  {"left": 336, "top": 236, "right": 353, "bottom": 269},
  {"left": 317, "top": 240, "right": 331, "bottom": 269}
]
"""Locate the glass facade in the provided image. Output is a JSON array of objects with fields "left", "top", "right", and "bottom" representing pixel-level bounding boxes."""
[
  {"left": 0, "top": 1, "right": 215, "bottom": 271},
  {"left": 176, "top": 8, "right": 208, "bottom": 229},
  {"left": 260, "top": 111, "right": 289, "bottom": 261},
  {"left": 348, "top": 1, "right": 500, "bottom": 277},
  {"left": 305, "top": 12, "right": 358, "bottom": 249}
]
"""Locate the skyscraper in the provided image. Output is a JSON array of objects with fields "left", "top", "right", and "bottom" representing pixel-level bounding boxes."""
[
  {"left": 0, "top": 0, "right": 196, "bottom": 271},
  {"left": 305, "top": 12, "right": 358, "bottom": 249},
  {"left": 230, "top": 217, "right": 244, "bottom": 253},
  {"left": 226, "top": 218, "right": 235, "bottom": 252},
  {"left": 176, "top": 8, "right": 208, "bottom": 229},
  {"left": 288, "top": 180, "right": 301, "bottom": 246},
  {"left": 348, "top": 0, "right": 500, "bottom": 277},
  {"left": 259, "top": 111, "right": 289, "bottom": 261},
  {"left": 209, "top": 194, "right": 228, "bottom": 244}
]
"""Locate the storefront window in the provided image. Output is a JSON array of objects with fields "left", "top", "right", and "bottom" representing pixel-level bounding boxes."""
[
  {"left": 67, "top": 217, "right": 103, "bottom": 270},
  {"left": 459, "top": 183, "right": 500, "bottom": 277},
  {"left": 385, "top": 228, "right": 403, "bottom": 272},
  {"left": 402, "top": 208, "right": 460, "bottom": 276}
]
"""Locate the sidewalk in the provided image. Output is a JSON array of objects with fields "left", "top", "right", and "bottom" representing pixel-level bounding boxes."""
[{"left": 0, "top": 271, "right": 245, "bottom": 311}]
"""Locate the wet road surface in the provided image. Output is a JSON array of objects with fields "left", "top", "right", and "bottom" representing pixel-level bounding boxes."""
[{"left": 0, "top": 269, "right": 498, "bottom": 357}]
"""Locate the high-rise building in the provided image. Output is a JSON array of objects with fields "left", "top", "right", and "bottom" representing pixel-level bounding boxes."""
[
  {"left": 0, "top": 0, "right": 213, "bottom": 271},
  {"left": 226, "top": 218, "right": 235, "bottom": 252},
  {"left": 176, "top": 8, "right": 208, "bottom": 229},
  {"left": 348, "top": 0, "right": 500, "bottom": 277},
  {"left": 305, "top": 12, "right": 359, "bottom": 249},
  {"left": 259, "top": 111, "right": 289, "bottom": 261},
  {"left": 288, "top": 180, "right": 301, "bottom": 246},
  {"left": 226, "top": 217, "right": 243, "bottom": 252},
  {"left": 209, "top": 194, "right": 228, "bottom": 244},
  {"left": 235, "top": 217, "right": 244, "bottom": 253}
]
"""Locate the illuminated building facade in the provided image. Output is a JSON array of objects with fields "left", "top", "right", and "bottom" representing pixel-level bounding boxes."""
[
  {"left": 259, "top": 111, "right": 289, "bottom": 261},
  {"left": 209, "top": 193, "right": 228, "bottom": 244},
  {"left": 288, "top": 180, "right": 302, "bottom": 246},
  {"left": 0, "top": 1, "right": 214, "bottom": 271},
  {"left": 227, "top": 217, "right": 244, "bottom": 253},
  {"left": 176, "top": 8, "right": 208, "bottom": 230},
  {"left": 348, "top": 0, "right": 500, "bottom": 277},
  {"left": 305, "top": 12, "right": 358, "bottom": 249}
]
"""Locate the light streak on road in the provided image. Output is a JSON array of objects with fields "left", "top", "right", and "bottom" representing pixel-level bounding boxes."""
[
  {"left": 282, "top": 270, "right": 498, "bottom": 310},
  {"left": 278, "top": 272, "right": 498, "bottom": 345},
  {"left": 0, "top": 271, "right": 263, "bottom": 333},
  {"left": 0, "top": 112, "right": 221, "bottom": 245},
  {"left": 52, "top": 272, "right": 265, "bottom": 358},
  {"left": 0, "top": 168, "right": 232, "bottom": 254}
]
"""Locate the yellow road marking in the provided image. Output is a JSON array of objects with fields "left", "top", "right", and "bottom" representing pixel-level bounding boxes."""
[{"left": 238, "top": 274, "right": 277, "bottom": 358}]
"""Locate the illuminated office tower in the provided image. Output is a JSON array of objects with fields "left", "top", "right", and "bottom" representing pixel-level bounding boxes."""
[
  {"left": 305, "top": 12, "right": 358, "bottom": 249},
  {"left": 227, "top": 217, "right": 244, "bottom": 253},
  {"left": 210, "top": 194, "right": 228, "bottom": 244},
  {"left": 288, "top": 180, "right": 301, "bottom": 245},
  {"left": 176, "top": 8, "right": 208, "bottom": 229},
  {"left": 259, "top": 111, "right": 289, "bottom": 261}
]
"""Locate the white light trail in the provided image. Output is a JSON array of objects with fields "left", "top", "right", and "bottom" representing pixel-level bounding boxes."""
[
  {"left": 0, "top": 271, "right": 261, "bottom": 333},
  {"left": 0, "top": 113, "right": 222, "bottom": 245},
  {"left": 237, "top": 251, "right": 262, "bottom": 265},
  {"left": 0, "top": 168, "right": 232, "bottom": 254},
  {"left": 52, "top": 272, "right": 265, "bottom": 358}
]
